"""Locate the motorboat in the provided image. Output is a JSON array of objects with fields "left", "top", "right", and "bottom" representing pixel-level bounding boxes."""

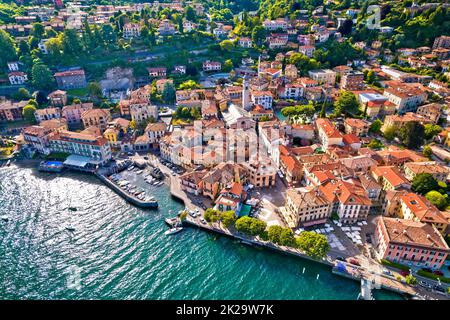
[{"left": 164, "top": 227, "right": 183, "bottom": 235}]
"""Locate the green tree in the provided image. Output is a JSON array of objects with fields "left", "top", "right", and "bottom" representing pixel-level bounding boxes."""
[
  {"left": 424, "top": 124, "right": 442, "bottom": 140},
  {"left": 412, "top": 173, "right": 440, "bottom": 195},
  {"left": 31, "top": 62, "right": 55, "bottom": 91},
  {"left": 251, "top": 25, "right": 266, "bottom": 46},
  {"left": 425, "top": 191, "right": 448, "bottom": 210},
  {"left": 369, "top": 119, "right": 383, "bottom": 134},
  {"left": 220, "top": 210, "right": 237, "bottom": 228},
  {"left": 383, "top": 125, "right": 397, "bottom": 141},
  {"left": 296, "top": 231, "right": 330, "bottom": 259},
  {"left": 204, "top": 208, "right": 221, "bottom": 223},
  {"left": 365, "top": 70, "right": 376, "bottom": 84},
  {"left": 12, "top": 88, "right": 31, "bottom": 101},
  {"left": 0, "top": 29, "right": 17, "bottom": 67},
  {"left": 87, "top": 82, "right": 103, "bottom": 101},
  {"left": 405, "top": 274, "right": 417, "bottom": 285},
  {"left": 223, "top": 59, "right": 234, "bottom": 72},
  {"left": 179, "top": 80, "right": 201, "bottom": 90},
  {"left": 249, "top": 219, "right": 267, "bottom": 236},
  {"left": 267, "top": 225, "right": 283, "bottom": 244},
  {"left": 235, "top": 216, "right": 253, "bottom": 234},
  {"left": 219, "top": 39, "right": 235, "bottom": 51},
  {"left": 31, "top": 22, "right": 45, "bottom": 39},
  {"left": 367, "top": 139, "right": 384, "bottom": 150},
  {"left": 279, "top": 228, "right": 296, "bottom": 247},
  {"left": 334, "top": 91, "right": 360, "bottom": 116},
  {"left": 162, "top": 82, "right": 176, "bottom": 104},
  {"left": 62, "top": 28, "right": 84, "bottom": 57},
  {"left": 423, "top": 145, "right": 433, "bottom": 159},
  {"left": 22, "top": 104, "right": 37, "bottom": 122},
  {"left": 398, "top": 122, "right": 424, "bottom": 149}
]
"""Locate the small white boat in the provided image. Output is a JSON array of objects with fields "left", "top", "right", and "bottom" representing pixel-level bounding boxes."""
[
  {"left": 1, "top": 215, "right": 9, "bottom": 221},
  {"left": 66, "top": 225, "right": 76, "bottom": 232},
  {"left": 164, "top": 227, "right": 183, "bottom": 235}
]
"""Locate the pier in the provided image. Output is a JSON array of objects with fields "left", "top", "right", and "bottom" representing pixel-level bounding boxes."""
[{"left": 95, "top": 173, "right": 158, "bottom": 209}]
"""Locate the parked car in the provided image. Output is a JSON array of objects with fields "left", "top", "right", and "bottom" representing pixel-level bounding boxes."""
[
  {"left": 400, "top": 270, "right": 410, "bottom": 277},
  {"left": 433, "top": 270, "right": 444, "bottom": 276},
  {"left": 347, "top": 259, "right": 360, "bottom": 266},
  {"left": 382, "top": 269, "right": 393, "bottom": 276},
  {"left": 419, "top": 280, "right": 432, "bottom": 289},
  {"left": 434, "top": 285, "right": 446, "bottom": 294}
]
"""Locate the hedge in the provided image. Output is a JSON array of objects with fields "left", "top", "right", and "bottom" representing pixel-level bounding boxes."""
[
  {"left": 380, "top": 259, "right": 410, "bottom": 271},
  {"left": 417, "top": 270, "right": 450, "bottom": 284}
]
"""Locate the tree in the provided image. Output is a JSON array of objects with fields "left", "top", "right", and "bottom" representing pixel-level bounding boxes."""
[
  {"left": 369, "top": 119, "right": 383, "bottom": 134},
  {"left": 204, "top": 208, "right": 221, "bottom": 223},
  {"left": 220, "top": 39, "right": 235, "bottom": 51},
  {"left": 12, "top": 88, "right": 31, "bottom": 101},
  {"left": 425, "top": 191, "right": 448, "bottom": 210},
  {"left": 367, "top": 139, "right": 384, "bottom": 150},
  {"left": 398, "top": 122, "right": 424, "bottom": 149},
  {"left": 87, "top": 82, "right": 103, "bottom": 101},
  {"left": 235, "top": 216, "right": 253, "bottom": 234},
  {"left": 22, "top": 104, "right": 37, "bottom": 122},
  {"left": 129, "top": 119, "right": 137, "bottom": 130},
  {"left": 267, "top": 225, "right": 283, "bottom": 245},
  {"left": 383, "top": 125, "right": 397, "bottom": 141},
  {"left": 31, "top": 22, "right": 45, "bottom": 39},
  {"left": 423, "top": 145, "right": 433, "bottom": 159},
  {"left": 365, "top": 70, "right": 376, "bottom": 84},
  {"left": 31, "top": 62, "right": 55, "bottom": 91},
  {"left": 162, "top": 82, "right": 176, "bottom": 104},
  {"left": 249, "top": 219, "right": 267, "bottom": 236},
  {"left": 0, "top": 29, "right": 17, "bottom": 67},
  {"left": 62, "top": 28, "right": 84, "bottom": 57},
  {"left": 220, "top": 210, "right": 237, "bottom": 228},
  {"left": 296, "top": 232, "right": 330, "bottom": 259},
  {"left": 412, "top": 173, "right": 439, "bottom": 195},
  {"left": 334, "top": 91, "right": 360, "bottom": 116},
  {"left": 424, "top": 124, "right": 442, "bottom": 140},
  {"left": 279, "top": 228, "right": 296, "bottom": 247},
  {"left": 289, "top": 53, "right": 320, "bottom": 76},
  {"left": 179, "top": 80, "right": 201, "bottom": 90},
  {"left": 185, "top": 6, "right": 197, "bottom": 22},
  {"left": 337, "top": 18, "right": 353, "bottom": 35},
  {"left": 251, "top": 25, "right": 266, "bottom": 46},
  {"left": 405, "top": 275, "right": 417, "bottom": 285},
  {"left": 223, "top": 59, "right": 234, "bottom": 72}
]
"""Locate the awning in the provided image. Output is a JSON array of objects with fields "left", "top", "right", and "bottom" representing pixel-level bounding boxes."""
[{"left": 63, "top": 155, "right": 90, "bottom": 168}]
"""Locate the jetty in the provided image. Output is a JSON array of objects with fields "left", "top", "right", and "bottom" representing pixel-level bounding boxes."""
[{"left": 95, "top": 173, "right": 158, "bottom": 209}]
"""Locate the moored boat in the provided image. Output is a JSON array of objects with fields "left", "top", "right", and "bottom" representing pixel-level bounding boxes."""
[{"left": 164, "top": 227, "right": 183, "bottom": 235}]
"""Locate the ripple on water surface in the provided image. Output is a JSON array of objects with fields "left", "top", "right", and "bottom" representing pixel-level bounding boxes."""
[{"left": 0, "top": 165, "right": 403, "bottom": 300}]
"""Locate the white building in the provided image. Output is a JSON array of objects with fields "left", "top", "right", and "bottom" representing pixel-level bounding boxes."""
[{"left": 308, "top": 69, "right": 336, "bottom": 85}]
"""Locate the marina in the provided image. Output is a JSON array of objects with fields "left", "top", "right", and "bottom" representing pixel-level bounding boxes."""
[{"left": 0, "top": 164, "right": 403, "bottom": 300}]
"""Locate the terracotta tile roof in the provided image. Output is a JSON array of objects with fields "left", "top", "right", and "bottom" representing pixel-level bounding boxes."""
[
  {"left": 400, "top": 192, "right": 448, "bottom": 225},
  {"left": 316, "top": 118, "right": 342, "bottom": 139},
  {"left": 372, "top": 166, "right": 409, "bottom": 188},
  {"left": 380, "top": 217, "right": 449, "bottom": 251}
]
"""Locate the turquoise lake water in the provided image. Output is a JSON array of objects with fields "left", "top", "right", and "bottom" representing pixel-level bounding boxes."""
[{"left": 0, "top": 164, "right": 403, "bottom": 300}]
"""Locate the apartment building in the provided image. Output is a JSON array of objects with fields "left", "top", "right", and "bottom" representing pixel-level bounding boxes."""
[{"left": 375, "top": 217, "right": 449, "bottom": 270}]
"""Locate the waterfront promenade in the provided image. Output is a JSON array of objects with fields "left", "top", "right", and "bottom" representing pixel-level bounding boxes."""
[{"left": 183, "top": 215, "right": 450, "bottom": 300}]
